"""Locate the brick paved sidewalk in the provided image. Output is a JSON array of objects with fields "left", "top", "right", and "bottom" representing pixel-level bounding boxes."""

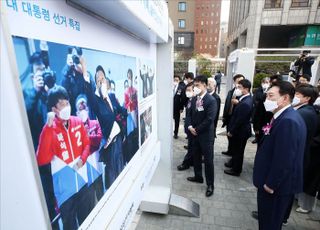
[{"left": 134, "top": 120, "right": 320, "bottom": 230}]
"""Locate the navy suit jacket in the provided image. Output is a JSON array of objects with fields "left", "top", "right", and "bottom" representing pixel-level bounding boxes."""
[
  {"left": 228, "top": 95, "right": 253, "bottom": 138},
  {"left": 253, "top": 107, "right": 307, "bottom": 195},
  {"left": 84, "top": 82, "right": 127, "bottom": 142},
  {"left": 186, "top": 93, "right": 217, "bottom": 141}
]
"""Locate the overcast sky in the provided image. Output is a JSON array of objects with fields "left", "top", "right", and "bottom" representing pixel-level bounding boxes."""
[{"left": 221, "top": 0, "right": 230, "bottom": 23}]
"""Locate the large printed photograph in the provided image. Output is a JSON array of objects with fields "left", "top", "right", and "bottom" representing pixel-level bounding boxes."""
[{"left": 13, "top": 36, "right": 140, "bottom": 229}]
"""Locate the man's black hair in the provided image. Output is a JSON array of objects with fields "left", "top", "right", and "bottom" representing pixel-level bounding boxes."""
[
  {"left": 47, "top": 86, "right": 69, "bottom": 109},
  {"left": 184, "top": 72, "right": 194, "bottom": 80},
  {"left": 270, "top": 74, "right": 283, "bottom": 84},
  {"left": 295, "top": 84, "right": 319, "bottom": 105},
  {"left": 127, "top": 68, "right": 133, "bottom": 78},
  {"left": 233, "top": 74, "right": 245, "bottom": 82},
  {"left": 239, "top": 79, "right": 251, "bottom": 91},
  {"left": 300, "top": 74, "right": 311, "bottom": 82},
  {"left": 174, "top": 75, "right": 181, "bottom": 81},
  {"left": 217, "top": 70, "right": 221, "bottom": 73},
  {"left": 271, "top": 81, "right": 295, "bottom": 102},
  {"left": 194, "top": 75, "right": 208, "bottom": 85},
  {"left": 185, "top": 82, "right": 194, "bottom": 89},
  {"left": 29, "top": 52, "right": 43, "bottom": 65}
]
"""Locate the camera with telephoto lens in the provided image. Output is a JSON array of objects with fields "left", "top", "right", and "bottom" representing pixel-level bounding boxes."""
[{"left": 42, "top": 70, "right": 56, "bottom": 89}]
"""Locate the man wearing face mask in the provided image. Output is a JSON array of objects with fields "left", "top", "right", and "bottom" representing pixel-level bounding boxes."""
[
  {"left": 37, "top": 86, "right": 92, "bottom": 230},
  {"left": 253, "top": 81, "right": 307, "bottom": 230},
  {"left": 252, "top": 77, "right": 272, "bottom": 145},
  {"left": 173, "top": 75, "right": 186, "bottom": 139},
  {"left": 221, "top": 74, "right": 245, "bottom": 156},
  {"left": 282, "top": 84, "right": 318, "bottom": 222},
  {"left": 207, "top": 77, "right": 221, "bottom": 138},
  {"left": 186, "top": 75, "right": 217, "bottom": 197},
  {"left": 224, "top": 79, "right": 253, "bottom": 176},
  {"left": 177, "top": 82, "right": 195, "bottom": 171},
  {"left": 83, "top": 65, "right": 127, "bottom": 190},
  {"left": 76, "top": 94, "right": 104, "bottom": 205}
]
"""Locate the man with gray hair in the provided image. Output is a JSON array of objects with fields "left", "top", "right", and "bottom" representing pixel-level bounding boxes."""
[{"left": 207, "top": 78, "right": 221, "bottom": 137}]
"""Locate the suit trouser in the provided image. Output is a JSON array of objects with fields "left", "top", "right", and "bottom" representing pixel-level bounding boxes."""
[
  {"left": 192, "top": 137, "right": 214, "bottom": 186},
  {"left": 173, "top": 111, "right": 180, "bottom": 135},
  {"left": 59, "top": 185, "right": 92, "bottom": 230},
  {"left": 182, "top": 136, "right": 193, "bottom": 166},
  {"left": 103, "top": 136, "right": 124, "bottom": 190},
  {"left": 257, "top": 189, "right": 293, "bottom": 230},
  {"left": 229, "top": 135, "right": 248, "bottom": 173}
]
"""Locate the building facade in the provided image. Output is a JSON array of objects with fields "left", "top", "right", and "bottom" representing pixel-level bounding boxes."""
[
  {"left": 194, "top": 0, "right": 221, "bottom": 57},
  {"left": 168, "top": 0, "right": 222, "bottom": 60},
  {"left": 227, "top": 0, "right": 320, "bottom": 55}
]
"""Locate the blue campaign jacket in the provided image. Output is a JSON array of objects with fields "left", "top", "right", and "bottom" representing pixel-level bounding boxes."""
[{"left": 253, "top": 107, "right": 307, "bottom": 195}]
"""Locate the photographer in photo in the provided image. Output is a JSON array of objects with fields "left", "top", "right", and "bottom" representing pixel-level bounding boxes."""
[{"left": 294, "top": 50, "right": 315, "bottom": 78}]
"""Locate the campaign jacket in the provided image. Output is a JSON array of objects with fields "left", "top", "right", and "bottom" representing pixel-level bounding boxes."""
[{"left": 37, "top": 116, "right": 90, "bottom": 207}]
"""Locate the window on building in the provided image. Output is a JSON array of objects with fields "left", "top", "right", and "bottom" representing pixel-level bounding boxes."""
[
  {"left": 205, "top": 45, "right": 207, "bottom": 49},
  {"left": 291, "top": 0, "right": 309, "bottom": 7},
  {"left": 211, "top": 12, "right": 214, "bottom": 16},
  {"left": 215, "top": 37, "right": 217, "bottom": 41},
  {"left": 178, "top": 2, "right": 186, "bottom": 11},
  {"left": 200, "top": 45, "right": 202, "bottom": 50},
  {"left": 211, "top": 20, "right": 213, "bottom": 25},
  {"left": 209, "top": 45, "right": 212, "bottom": 49},
  {"left": 264, "top": 0, "right": 282, "bottom": 8},
  {"left": 212, "top": 3, "right": 215, "bottom": 8},
  {"left": 201, "top": 20, "right": 204, "bottom": 25},
  {"left": 178, "top": 36, "right": 185, "bottom": 45},
  {"left": 200, "top": 37, "right": 203, "bottom": 42},
  {"left": 178, "top": 19, "right": 186, "bottom": 28}
]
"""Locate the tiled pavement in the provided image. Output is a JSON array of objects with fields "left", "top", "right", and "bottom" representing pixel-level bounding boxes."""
[{"left": 134, "top": 82, "right": 320, "bottom": 230}]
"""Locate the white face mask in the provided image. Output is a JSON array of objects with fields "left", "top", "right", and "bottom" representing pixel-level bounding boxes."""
[
  {"left": 264, "top": 99, "right": 278, "bottom": 112},
  {"left": 100, "top": 83, "right": 108, "bottom": 98},
  {"left": 262, "top": 83, "right": 270, "bottom": 90},
  {"left": 193, "top": 86, "right": 202, "bottom": 95},
  {"left": 59, "top": 105, "right": 71, "bottom": 120},
  {"left": 186, "top": 91, "right": 194, "bottom": 98},
  {"left": 173, "top": 81, "right": 178, "bottom": 87},
  {"left": 291, "top": 96, "right": 301, "bottom": 107},
  {"left": 184, "top": 80, "right": 188, "bottom": 85},
  {"left": 78, "top": 110, "right": 88, "bottom": 122},
  {"left": 234, "top": 88, "right": 242, "bottom": 97}
]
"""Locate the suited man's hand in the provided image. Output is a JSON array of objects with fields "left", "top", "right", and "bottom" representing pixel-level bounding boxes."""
[
  {"left": 227, "top": 132, "right": 232, "bottom": 137},
  {"left": 180, "top": 110, "right": 183, "bottom": 113},
  {"left": 263, "top": 184, "right": 274, "bottom": 194},
  {"left": 188, "top": 127, "right": 197, "bottom": 136},
  {"left": 231, "top": 99, "right": 239, "bottom": 105}
]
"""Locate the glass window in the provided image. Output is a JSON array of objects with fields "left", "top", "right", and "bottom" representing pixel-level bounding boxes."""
[
  {"left": 178, "top": 36, "right": 185, "bottom": 45},
  {"left": 264, "top": 0, "right": 282, "bottom": 8},
  {"left": 178, "top": 19, "right": 186, "bottom": 28},
  {"left": 178, "top": 2, "right": 186, "bottom": 11},
  {"left": 291, "top": 0, "right": 309, "bottom": 7}
]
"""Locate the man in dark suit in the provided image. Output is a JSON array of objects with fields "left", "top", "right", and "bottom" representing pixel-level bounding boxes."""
[
  {"left": 214, "top": 70, "right": 222, "bottom": 94},
  {"left": 83, "top": 65, "right": 127, "bottom": 190},
  {"left": 283, "top": 84, "right": 319, "bottom": 221},
  {"left": 252, "top": 77, "right": 272, "bottom": 144},
  {"left": 253, "top": 81, "right": 307, "bottom": 230},
  {"left": 173, "top": 75, "right": 186, "bottom": 139},
  {"left": 222, "top": 74, "right": 245, "bottom": 156},
  {"left": 186, "top": 75, "right": 217, "bottom": 197},
  {"left": 207, "top": 77, "right": 221, "bottom": 137},
  {"left": 224, "top": 79, "right": 253, "bottom": 176},
  {"left": 177, "top": 82, "right": 194, "bottom": 170}
]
